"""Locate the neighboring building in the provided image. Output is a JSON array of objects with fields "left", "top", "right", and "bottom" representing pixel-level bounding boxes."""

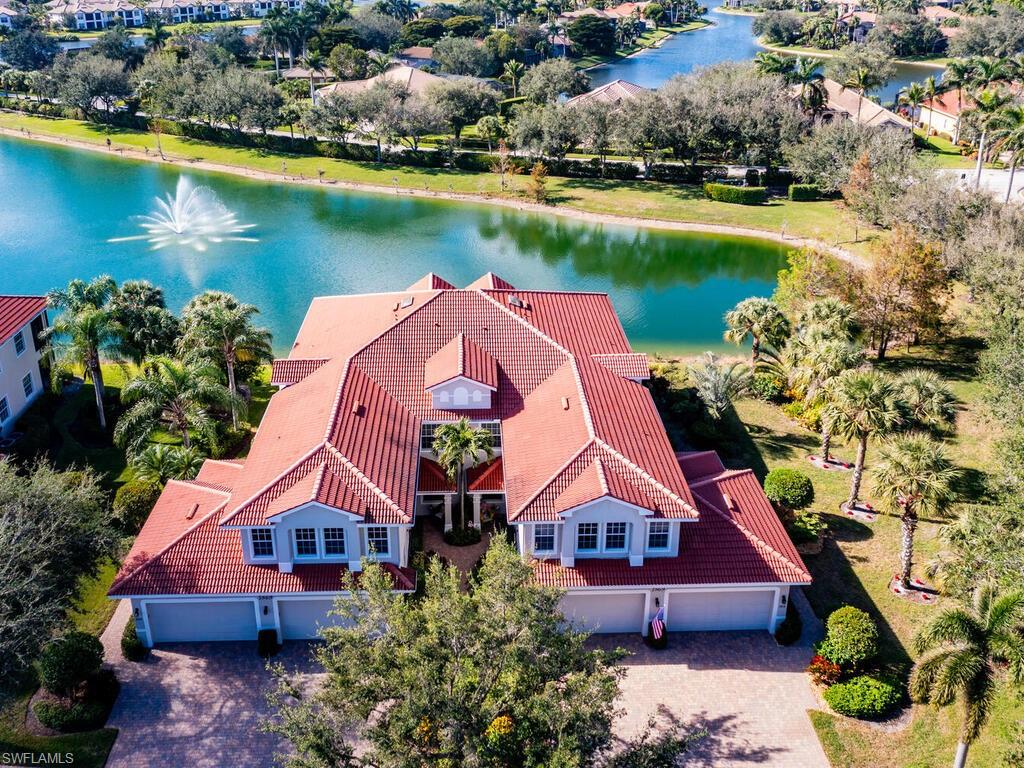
[
  {"left": 565, "top": 79, "right": 648, "bottom": 108},
  {"left": 559, "top": 1, "right": 652, "bottom": 28},
  {"left": 279, "top": 65, "right": 333, "bottom": 82},
  {"left": 315, "top": 65, "right": 446, "bottom": 100},
  {"left": 145, "top": 0, "right": 231, "bottom": 22},
  {"left": 804, "top": 78, "right": 912, "bottom": 130},
  {"left": 919, "top": 87, "right": 970, "bottom": 139},
  {"left": 110, "top": 274, "right": 810, "bottom": 646},
  {"left": 397, "top": 46, "right": 437, "bottom": 69},
  {"left": 0, "top": 296, "right": 48, "bottom": 439},
  {"left": 45, "top": 0, "right": 145, "bottom": 29},
  {"left": 0, "top": 4, "right": 18, "bottom": 29},
  {"left": 45, "top": 0, "right": 305, "bottom": 28}
]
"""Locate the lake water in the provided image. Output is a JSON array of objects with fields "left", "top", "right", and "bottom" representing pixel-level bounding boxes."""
[
  {"left": 589, "top": 5, "right": 944, "bottom": 105},
  {"left": 0, "top": 136, "right": 787, "bottom": 356}
]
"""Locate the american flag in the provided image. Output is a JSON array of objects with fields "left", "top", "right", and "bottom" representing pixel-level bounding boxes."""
[{"left": 651, "top": 607, "right": 665, "bottom": 640}]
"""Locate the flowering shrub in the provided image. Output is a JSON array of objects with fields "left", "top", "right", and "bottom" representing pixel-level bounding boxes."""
[{"left": 806, "top": 654, "right": 841, "bottom": 686}]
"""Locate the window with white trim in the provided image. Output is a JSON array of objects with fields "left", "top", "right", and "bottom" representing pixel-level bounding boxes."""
[
  {"left": 648, "top": 521, "right": 670, "bottom": 550},
  {"left": 324, "top": 527, "right": 346, "bottom": 556},
  {"left": 0, "top": 397, "right": 9, "bottom": 424},
  {"left": 13, "top": 331, "right": 25, "bottom": 357},
  {"left": 22, "top": 373, "right": 33, "bottom": 399},
  {"left": 577, "top": 522, "right": 599, "bottom": 551},
  {"left": 294, "top": 528, "right": 317, "bottom": 557},
  {"left": 477, "top": 420, "right": 502, "bottom": 448},
  {"left": 420, "top": 422, "right": 438, "bottom": 451},
  {"left": 251, "top": 528, "right": 274, "bottom": 558},
  {"left": 605, "top": 522, "right": 628, "bottom": 551},
  {"left": 367, "top": 526, "right": 390, "bottom": 555},
  {"left": 533, "top": 523, "right": 555, "bottom": 553}
]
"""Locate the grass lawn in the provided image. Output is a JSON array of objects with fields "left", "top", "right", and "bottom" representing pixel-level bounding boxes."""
[
  {"left": 721, "top": 338, "right": 1023, "bottom": 767},
  {"left": 69, "top": 560, "right": 121, "bottom": 637},
  {"left": 0, "top": 112, "right": 873, "bottom": 254},
  {"left": 915, "top": 129, "right": 975, "bottom": 170},
  {"left": 0, "top": 692, "right": 117, "bottom": 768}
]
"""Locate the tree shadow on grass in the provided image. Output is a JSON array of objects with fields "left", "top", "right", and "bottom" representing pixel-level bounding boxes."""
[{"left": 875, "top": 337, "right": 982, "bottom": 383}]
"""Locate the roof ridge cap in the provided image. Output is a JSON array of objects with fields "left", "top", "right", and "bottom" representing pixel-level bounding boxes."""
[
  {"left": 687, "top": 467, "right": 750, "bottom": 488},
  {"left": 593, "top": 456, "right": 609, "bottom": 496},
  {"left": 220, "top": 442, "right": 326, "bottom": 523},
  {"left": 110, "top": 498, "right": 229, "bottom": 594},
  {"left": 595, "top": 440, "right": 698, "bottom": 516},
  {"left": 199, "top": 459, "right": 245, "bottom": 471},
  {"left": 323, "top": 443, "right": 407, "bottom": 519},
  {"left": 690, "top": 487, "right": 811, "bottom": 582}
]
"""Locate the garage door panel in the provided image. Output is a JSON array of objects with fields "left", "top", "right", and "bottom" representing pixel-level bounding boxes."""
[
  {"left": 146, "top": 600, "right": 257, "bottom": 643},
  {"left": 667, "top": 590, "right": 774, "bottom": 631},
  {"left": 561, "top": 593, "right": 645, "bottom": 634},
  {"left": 279, "top": 599, "right": 349, "bottom": 640}
]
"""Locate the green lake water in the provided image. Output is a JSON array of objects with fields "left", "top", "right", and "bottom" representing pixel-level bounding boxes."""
[{"left": 0, "top": 136, "right": 787, "bottom": 355}]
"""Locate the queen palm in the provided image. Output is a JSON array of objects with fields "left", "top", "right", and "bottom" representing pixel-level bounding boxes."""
[
  {"left": 968, "top": 55, "right": 1009, "bottom": 90},
  {"left": 303, "top": 51, "right": 326, "bottom": 100},
  {"left": 754, "top": 52, "right": 794, "bottom": 79},
  {"left": 942, "top": 59, "right": 975, "bottom": 140},
  {"left": 921, "top": 74, "right": 938, "bottom": 136},
  {"left": 897, "top": 369, "right": 957, "bottom": 430},
  {"left": 502, "top": 60, "right": 525, "bottom": 97},
  {"left": 178, "top": 291, "right": 272, "bottom": 430},
  {"left": 724, "top": 297, "right": 790, "bottom": 364},
  {"left": 115, "top": 357, "right": 240, "bottom": 454},
  {"left": 792, "top": 57, "right": 826, "bottom": 112},
  {"left": 431, "top": 417, "right": 495, "bottom": 530},
  {"left": 42, "top": 307, "right": 128, "bottom": 431},
  {"left": 822, "top": 369, "right": 904, "bottom": 507},
  {"left": 991, "top": 104, "right": 1024, "bottom": 203},
  {"left": 911, "top": 583, "right": 1024, "bottom": 768},
  {"left": 899, "top": 82, "right": 926, "bottom": 127},
  {"left": 259, "top": 15, "right": 290, "bottom": 76},
  {"left": 842, "top": 66, "right": 879, "bottom": 122},
  {"left": 872, "top": 433, "right": 959, "bottom": 587},
  {"left": 968, "top": 88, "right": 1012, "bottom": 189},
  {"left": 144, "top": 17, "right": 170, "bottom": 51}
]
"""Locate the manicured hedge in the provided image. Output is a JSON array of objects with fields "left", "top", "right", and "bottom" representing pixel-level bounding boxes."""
[
  {"left": 703, "top": 182, "right": 768, "bottom": 205},
  {"left": 34, "top": 700, "right": 108, "bottom": 732},
  {"left": 121, "top": 617, "right": 149, "bottom": 662},
  {"left": 823, "top": 675, "right": 902, "bottom": 719},
  {"left": 113, "top": 479, "right": 163, "bottom": 533},
  {"left": 788, "top": 183, "right": 819, "bottom": 201},
  {"left": 38, "top": 632, "right": 104, "bottom": 697},
  {"left": 764, "top": 468, "right": 814, "bottom": 510}
]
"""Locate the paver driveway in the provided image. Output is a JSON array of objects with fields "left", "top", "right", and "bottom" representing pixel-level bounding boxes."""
[{"left": 100, "top": 595, "right": 828, "bottom": 768}]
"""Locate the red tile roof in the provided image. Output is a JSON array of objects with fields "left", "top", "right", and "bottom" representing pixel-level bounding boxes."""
[
  {"left": 591, "top": 352, "right": 650, "bottom": 380},
  {"left": 423, "top": 333, "right": 499, "bottom": 391},
  {"left": 0, "top": 296, "right": 46, "bottom": 344},
  {"left": 466, "top": 272, "right": 515, "bottom": 290},
  {"left": 270, "top": 357, "right": 329, "bottom": 386},
  {"left": 468, "top": 457, "right": 504, "bottom": 492},
  {"left": 407, "top": 272, "right": 455, "bottom": 291},
  {"left": 419, "top": 457, "right": 457, "bottom": 493}
]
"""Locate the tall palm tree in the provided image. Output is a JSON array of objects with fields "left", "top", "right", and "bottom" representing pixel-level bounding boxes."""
[
  {"left": 502, "top": 60, "right": 525, "bottom": 98},
  {"left": 798, "top": 335, "right": 863, "bottom": 462},
  {"left": 842, "top": 66, "right": 878, "bottom": 122},
  {"left": 144, "top": 16, "right": 170, "bottom": 51},
  {"left": 115, "top": 357, "right": 240, "bottom": 454},
  {"left": 259, "top": 15, "right": 289, "bottom": 76},
  {"left": 43, "top": 308, "right": 127, "bottom": 431},
  {"left": 792, "top": 57, "right": 826, "bottom": 113},
  {"left": 922, "top": 74, "right": 938, "bottom": 137},
  {"left": 897, "top": 369, "right": 957, "bottom": 430},
  {"left": 942, "top": 59, "right": 975, "bottom": 141},
  {"left": 303, "top": 51, "right": 325, "bottom": 100},
  {"left": 991, "top": 104, "right": 1024, "bottom": 203},
  {"left": 899, "top": 81, "right": 926, "bottom": 127},
  {"left": 754, "top": 52, "right": 795, "bottom": 80},
  {"left": 968, "top": 55, "right": 1009, "bottom": 90},
  {"left": 178, "top": 291, "right": 272, "bottom": 430},
  {"left": 873, "top": 433, "right": 959, "bottom": 587},
  {"left": 47, "top": 275, "right": 118, "bottom": 313},
  {"left": 724, "top": 297, "right": 791, "bottom": 364},
  {"left": 822, "top": 369, "right": 905, "bottom": 507},
  {"left": 911, "top": 583, "right": 1024, "bottom": 768},
  {"left": 968, "top": 88, "right": 1012, "bottom": 189},
  {"left": 431, "top": 417, "right": 495, "bottom": 530}
]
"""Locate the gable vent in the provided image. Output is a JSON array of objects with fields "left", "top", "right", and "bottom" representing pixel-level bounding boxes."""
[{"left": 509, "top": 295, "right": 529, "bottom": 309}]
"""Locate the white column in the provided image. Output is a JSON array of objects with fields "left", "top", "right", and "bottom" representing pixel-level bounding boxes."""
[
  {"left": 560, "top": 521, "right": 574, "bottom": 568},
  {"left": 472, "top": 495, "right": 482, "bottom": 528},
  {"left": 398, "top": 527, "right": 409, "bottom": 568},
  {"left": 443, "top": 495, "right": 453, "bottom": 532},
  {"left": 629, "top": 522, "right": 644, "bottom": 567}
]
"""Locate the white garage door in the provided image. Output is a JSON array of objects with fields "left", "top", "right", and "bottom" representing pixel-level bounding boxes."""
[
  {"left": 561, "top": 592, "right": 646, "bottom": 634},
  {"left": 278, "top": 599, "right": 346, "bottom": 640},
  {"left": 146, "top": 600, "right": 258, "bottom": 643},
  {"left": 667, "top": 590, "right": 775, "bottom": 631}
]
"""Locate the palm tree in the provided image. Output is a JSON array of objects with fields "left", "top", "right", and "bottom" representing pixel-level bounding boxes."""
[
  {"left": 367, "top": 52, "right": 392, "bottom": 76},
  {"left": 822, "top": 369, "right": 904, "bottom": 507},
  {"left": 42, "top": 308, "right": 127, "bottom": 431},
  {"left": 259, "top": 16, "right": 289, "bottom": 76},
  {"left": 144, "top": 16, "right": 170, "bottom": 51},
  {"left": 502, "top": 60, "right": 525, "bottom": 98},
  {"left": 115, "top": 357, "right": 240, "bottom": 454},
  {"left": 873, "top": 434, "right": 959, "bottom": 587},
  {"left": 897, "top": 369, "right": 957, "bottom": 430},
  {"left": 688, "top": 352, "right": 751, "bottom": 421},
  {"left": 431, "top": 418, "right": 495, "bottom": 530},
  {"left": 899, "top": 81, "right": 926, "bottom": 127},
  {"left": 967, "top": 88, "right": 1012, "bottom": 190},
  {"left": 132, "top": 444, "right": 206, "bottom": 484},
  {"left": 842, "top": 66, "right": 878, "bottom": 122},
  {"left": 754, "top": 52, "right": 795, "bottom": 80},
  {"left": 724, "top": 297, "right": 791, "bottom": 364},
  {"left": 922, "top": 75, "right": 938, "bottom": 137},
  {"left": 799, "top": 297, "right": 856, "bottom": 340},
  {"left": 178, "top": 291, "right": 272, "bottom": 430},
  {"left": 968, "top": 55, "right": 1009, "bottom": 90},
  {"left": 792, "top": 57, "right": 826, "bottom": 113},
  {"left": 797, "top": 335, "right": 863, "bottom": 462},
  {"left": 47, "top": 275, "right": 118, "bottom": 313},
  {"left": 911, "top": 583, "right": 1024, "bottom": 768},
  {"left": 942, "top": 59, "right": 975, "bottom": 141},
  {"left": 991, "top": 104, "right": 1024, "bottom": 203},
  {"left": 303, "top": 51, "right": 325, "bottom": 100}
]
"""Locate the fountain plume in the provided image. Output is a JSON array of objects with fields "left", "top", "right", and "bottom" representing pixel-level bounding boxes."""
[{"left": 110, "top": 176, "right": 257, "bottom": 252}]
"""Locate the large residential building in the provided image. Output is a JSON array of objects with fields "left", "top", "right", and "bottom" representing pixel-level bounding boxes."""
[
  {"left": 110, "top": 274, "right": 810, "bottom": 646},
  {"left": 0, "top": 296, "right": 49, "bottom": 440},
  {"left": 45, "top": 0, "right": 304, "bottom": 29},
  {"left": 565, "top": 79, "right": 648, "bottom": 108},
  {"left": 801, "top": 78, "right": 912, "bottom": 131}
]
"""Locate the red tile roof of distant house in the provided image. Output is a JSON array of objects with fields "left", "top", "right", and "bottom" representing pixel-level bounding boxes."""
[
  {"left": 0, "top": 296, "right": 46, "bottom": 344},
  {"left": 921, "top": 88, "right": 973, "bottom": 117},
  {"left": 565, "top": 79, "right": 648, "bottom": 107}
]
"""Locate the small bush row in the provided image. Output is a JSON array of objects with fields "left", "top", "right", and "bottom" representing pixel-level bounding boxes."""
[
  {"left": 788, "top": 183, "right": 819, "bottom": 201},
  {"left": 823, "top": 675, "right": 902, "bottom": 719},
  {"left": 703, "top": 183, "right": 768, "bottom": 205}
]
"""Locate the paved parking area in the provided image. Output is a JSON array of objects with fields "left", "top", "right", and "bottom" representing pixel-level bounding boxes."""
[{"left": 100, "top": 595, "right": 828, "bottom": 768}]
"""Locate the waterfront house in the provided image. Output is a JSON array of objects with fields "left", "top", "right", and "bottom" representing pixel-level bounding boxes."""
[
  {"left": 799, "top": 78, "right": 912, "bottom": 130},
  {"left": 919, "top": 87, "right": 970, "bottom": 140},
  {"left": 565, "top": 79, "right": 648, "bottom": 107},
  {"left": 315, "top": 65, "right": 446, "bottom": 100},
  {"left": 109, "top": 274, "right": 810, "bottom": 646},
  {"left": 0, "top": 296, "right": 48, "bottom": 440}
]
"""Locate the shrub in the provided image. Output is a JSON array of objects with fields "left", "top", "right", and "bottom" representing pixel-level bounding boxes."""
[
  {"left": 823, "top": 675, "right": 902, "bottom": 718},
  {"left": 34, "top": 700, "right": 108, "bottom": 732},
  {"left": 38, "top": 632, "right": 104, "bottom": 697},
  {"left": 112, "top": 479, "right": 162, "bottom": 532},
  {"left": 788, "top": 510, "right": 827, "bottom": 544},
  {"left": 807, "top": 654, "right": 841, "bottom": 686},
  {"left": 764, "top": 468, "right": 814, "bottom": 510},
  {"left": 121, "top": 617, "right": 148, "bottom": 662},
  {"left": 774, "top": 599, "right": 802, "bottom": 646},
  {"left": 258, "top": 629, "right": 280, "bottom": 658},
  {"left": 12, "top": 411, "right": 52, "bottom": 459},
  {"left": 818, "top": 606, "right": 879, "bottom": 668},
  {"left": 444, "top": 526, "right": 482, "bottom": 546},
  {"left": 751, "top": 373, "right": 786, "bottom": 403},
  {"left": 703, "top": 182, "right": 768, "bottom": 205},
  {"left": 782, "top": 400, "right": 805, "bottom": 421},
  {"left": 797, "top": 402, "right": 823, "bottom": 432},
  {"left": 788, "top": 183, "right": 819, "bottom": 201}
]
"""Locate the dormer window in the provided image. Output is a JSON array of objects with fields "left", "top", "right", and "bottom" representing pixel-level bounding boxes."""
[
  {"left": 423, "top": 334, "right": 498, "bottom": 410},
  {"left": 648, "top": 521, "right": 670, "bottom": 550}
]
